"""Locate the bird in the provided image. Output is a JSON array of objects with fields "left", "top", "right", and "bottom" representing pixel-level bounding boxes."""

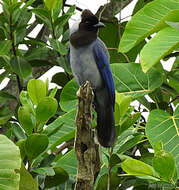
[{"left": 68, "top": 9, "right": 116, "bottom": 147}]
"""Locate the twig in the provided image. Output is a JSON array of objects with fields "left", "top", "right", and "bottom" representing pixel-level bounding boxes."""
[
  {"left": 64, "top": 3, "right": 83, "bottom": 12},
  {"left": 54, "top": 141, "right": 73, "bottom": 155},
  {"left": 9, "top": 12, "right": 23, "bottom": 92},
  {"left": 107, "top": 147, "right": 113, "bottom": 190}
]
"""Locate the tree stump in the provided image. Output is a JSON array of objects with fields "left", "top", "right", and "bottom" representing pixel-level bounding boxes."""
[{"left": 74, "top": 81, "right": 101, "bottom": 190}]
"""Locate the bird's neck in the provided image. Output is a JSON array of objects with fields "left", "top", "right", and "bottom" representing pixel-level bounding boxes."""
[{"left": 70, "top": 30, "right": 97, "bottom": 48}]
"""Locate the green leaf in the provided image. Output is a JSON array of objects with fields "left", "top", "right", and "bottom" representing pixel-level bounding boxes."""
[
  {"left": 60, "top": 78, "right": 78, "bottom": 112},
  {"left": 48, "top": 37, "right": 67, "bottom": 55},
  {"left": 43, "top": 109, "right": 76, "bottom": 151},
  {"left": 133, "top": 0, "right": 154, "bottom": 15},
  {"left": 118, "top": 133, "right": 144, "bottom": 154},
  {"left": 10, "top": 56, "right": 32, "bottom": 79},
  {"left": 25, "top": 134, "right": 49, "bottom": 160},
  {"left": 36, "top": 97, "right": 58, "bottom": 123},
  {"left": 27, "top": 79, "right": 46, "bottom": 105},
  {"left": 54, "top": 5, "right": 75, "bottom": 27},
  {"left": 19, "top": 90, "right": 35, "bottom": 115},
  {"left": 96, "top": 172, "right": 120, "bottom": 190},
  {"left": 16, "top": 139, "right": 26, "bottom": 160},
  {"left": 109, "top": 154, "right": 122, "bottom": 168},
  {"left": 19, "top": 163, "right": 38, "bottom": 190},
  {"left": 32, "top": 8, "right": 50, "bottom": 27},
  {"left": 99, "top": 19, "right": 120, "bottom": 63},
  {"left": 12, "top": 123, "right": 26, "bottom": 140},
  {"left": 146, "top": 106, "right": 179, "bottom": 176},
  {"left": 152, "top": 150, "right": 176, "bottom": 181},
  {"left": 166, "top": 21, "right": 179, "bottom": 30},
  {"left": 43, "top": 0, "right": 58, "bottom": 11},
  {"left": 121, "top": 158, "right": 155, "bottom": 177},
  {"left": 31, "top": 167, "right": 55, "bottom": 176},
  {"left": 55, "top": 149, "right": 77, "bottom": 178},
  {"left": 44, "top": 167, "right": 69, "bottom": 188},
  {"left": 140, "top": 27, "right": 179, "bottom": 73},
  {"left": 119, "top": 112, "right": 141, "bottom": 136},
  {"left": 154, "top": 141, "right": 163, "bottom": 153},
  {"left": 0, "top": 40, "right": 11, "bottom": 55},
  {"left": 115, "top": 92, "right": 132, "bottom": 124},
  {"left": 52, "top": 72, "right": 69, "bottom": 87},
  {"left": 118, "top": 0, "right": 179, "bottom": 53},
  {"left": 49, "top": 87, "right": 57, "bottom": 98},
  {"left": 0, "top": 134, "right": 21, "bottom": 190},
  {"left": 18, "top": 106, "right": 35, "bottom": 135},
  {"left": 111, "top": 63, "right": 163, "bottom": 98}
]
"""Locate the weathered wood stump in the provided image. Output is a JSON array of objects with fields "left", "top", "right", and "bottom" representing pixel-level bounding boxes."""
[{"left": 74, "top": 81, "right": 101, "bottom": 190}]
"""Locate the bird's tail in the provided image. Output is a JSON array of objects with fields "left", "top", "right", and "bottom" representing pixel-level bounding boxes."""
[{"left": 94, "top": 87, "right": 116, "bottom": 147}]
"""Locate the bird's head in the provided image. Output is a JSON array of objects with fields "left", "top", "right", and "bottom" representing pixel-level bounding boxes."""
[
  {"left": 79, "top": 9, "right": 105, "bottom": 32},
  {"left": 70, "top": 9, "right": 105, "bottom": 48}
]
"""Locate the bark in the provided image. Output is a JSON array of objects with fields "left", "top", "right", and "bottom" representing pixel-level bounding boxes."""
[{"left": 74, "top": 81, "right": 101, "bottom": 190}]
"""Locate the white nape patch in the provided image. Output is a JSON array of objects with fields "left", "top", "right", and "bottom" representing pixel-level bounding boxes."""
[
  {"left": 148, "top": 148, "right": 154, "bottom": 153},
  {"left": 69, "top": 20, "right": 81, "bottom": 34},
  {"left": 135, "top": 149, "right": 141, "bottom": 156}
]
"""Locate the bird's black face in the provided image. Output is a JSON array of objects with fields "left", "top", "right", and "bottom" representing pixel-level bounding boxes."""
[
  {"left": 70, "top": 9, "right": 105, "bottom": 48},
  {"left": 79, "top": 9, "right": 104, "bottom": 32}
]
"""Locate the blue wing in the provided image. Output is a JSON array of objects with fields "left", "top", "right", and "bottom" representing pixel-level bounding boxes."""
[
  {"left": 67, "top": 46, "right": 70, "bottom": 64},
  {"left": 93, "top": 39, "right": 115, "bottom": 111}
]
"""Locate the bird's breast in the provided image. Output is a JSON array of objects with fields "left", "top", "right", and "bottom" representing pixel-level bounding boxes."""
[{"left": 70, "top": 43, "right": 103, "bottom": 89}]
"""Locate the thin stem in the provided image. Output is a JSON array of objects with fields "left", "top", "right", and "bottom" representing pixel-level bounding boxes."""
[
  {"left": 107, "top": 147, "right": 113, "bottom": 190},
  {"left": 9, "top": 12, "right": 23, "bottom": 92},
  {"left": 50, "top": 14, "right": 56, "bottom": 39}
]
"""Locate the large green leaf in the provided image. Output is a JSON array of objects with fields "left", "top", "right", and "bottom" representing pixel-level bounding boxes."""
[
  {"left": 0, "top": 40, "right": 11, "bottom": 55},
  {"left": 36, "top": 97, "right": 58, "bottom": 123},
  {"left": 44, "top": 0, "right": 58, "bottom": 11},
  {"left": 55, "top": 149, "right": 77, "bottom": 178},
  {"left": 152, "top": 150, "right": 176, "bottom": 182},
  {"left": 44, "top": 167, "right": 69, "bottom": 188},
  {"left": 43, "top": 109, "right": 76, "bottom": 151},
  {"left": 121, "top": 158, "right": 156, "bottom": 177},
  {"left": 25, "top": 134, "right": 49, "bottom": 160},
  {"left": 27, "top": 79, "right": 47, "bottom": 105},
  {"left": 19, "top": 163, "right": 38, "bottom": 190},
  {"left": 119, "top": 0, "right": 179, "bottom": 53},
  {"left": 0, "top": 135, "right": 21, "bottom": 190},
  {"left": 18, "top": 106, "right": 35, "bottom": 135},
  {"left": 140, "top": 27, "right": 179, "bottom": 73},
  {"left": 10, "top": 56, "right": 32, "bottom": 79},
  {"left": 60, "top": 78, "right": 78, "bottom": 112},
  {"left": 111, "top": 63, "right": 163, "bottom": 98},
  {"left": 99, "top": 19, "right": 120, "bottom": 63},
  {"left": 48, "top": 37, "right": 67, "bottom": 55},
  {"left": 146, "top": 106, "right": 179, "bottom": 176},
  {"left": 32, "top": 8, "right": 50, "bottom": 27}
]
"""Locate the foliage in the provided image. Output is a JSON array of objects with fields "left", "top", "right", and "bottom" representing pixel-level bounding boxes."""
[{"left": 0, "top": 0, "right": 178, "bottom": 189}]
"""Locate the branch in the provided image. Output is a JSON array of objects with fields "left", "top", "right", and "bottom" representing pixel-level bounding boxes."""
[
  {"left": 9, "top": 12, "right": 22, "bottom": 92},
  {"left": 74, "top": 81, "right": 101, "bottom": 190}
]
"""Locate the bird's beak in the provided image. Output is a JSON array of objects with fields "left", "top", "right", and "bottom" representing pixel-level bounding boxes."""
[{"left": 94, "top": 22, "right": 105, "bottom": 28}]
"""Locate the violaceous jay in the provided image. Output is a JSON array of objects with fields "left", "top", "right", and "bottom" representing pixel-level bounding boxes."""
[{"left": 68, "top": 9, "right": 116, "bottom": 147}]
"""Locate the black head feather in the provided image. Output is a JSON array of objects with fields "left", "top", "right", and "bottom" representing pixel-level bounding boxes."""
[{"left": 70, "top": 9, "right": 104, "bottom": 48}]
